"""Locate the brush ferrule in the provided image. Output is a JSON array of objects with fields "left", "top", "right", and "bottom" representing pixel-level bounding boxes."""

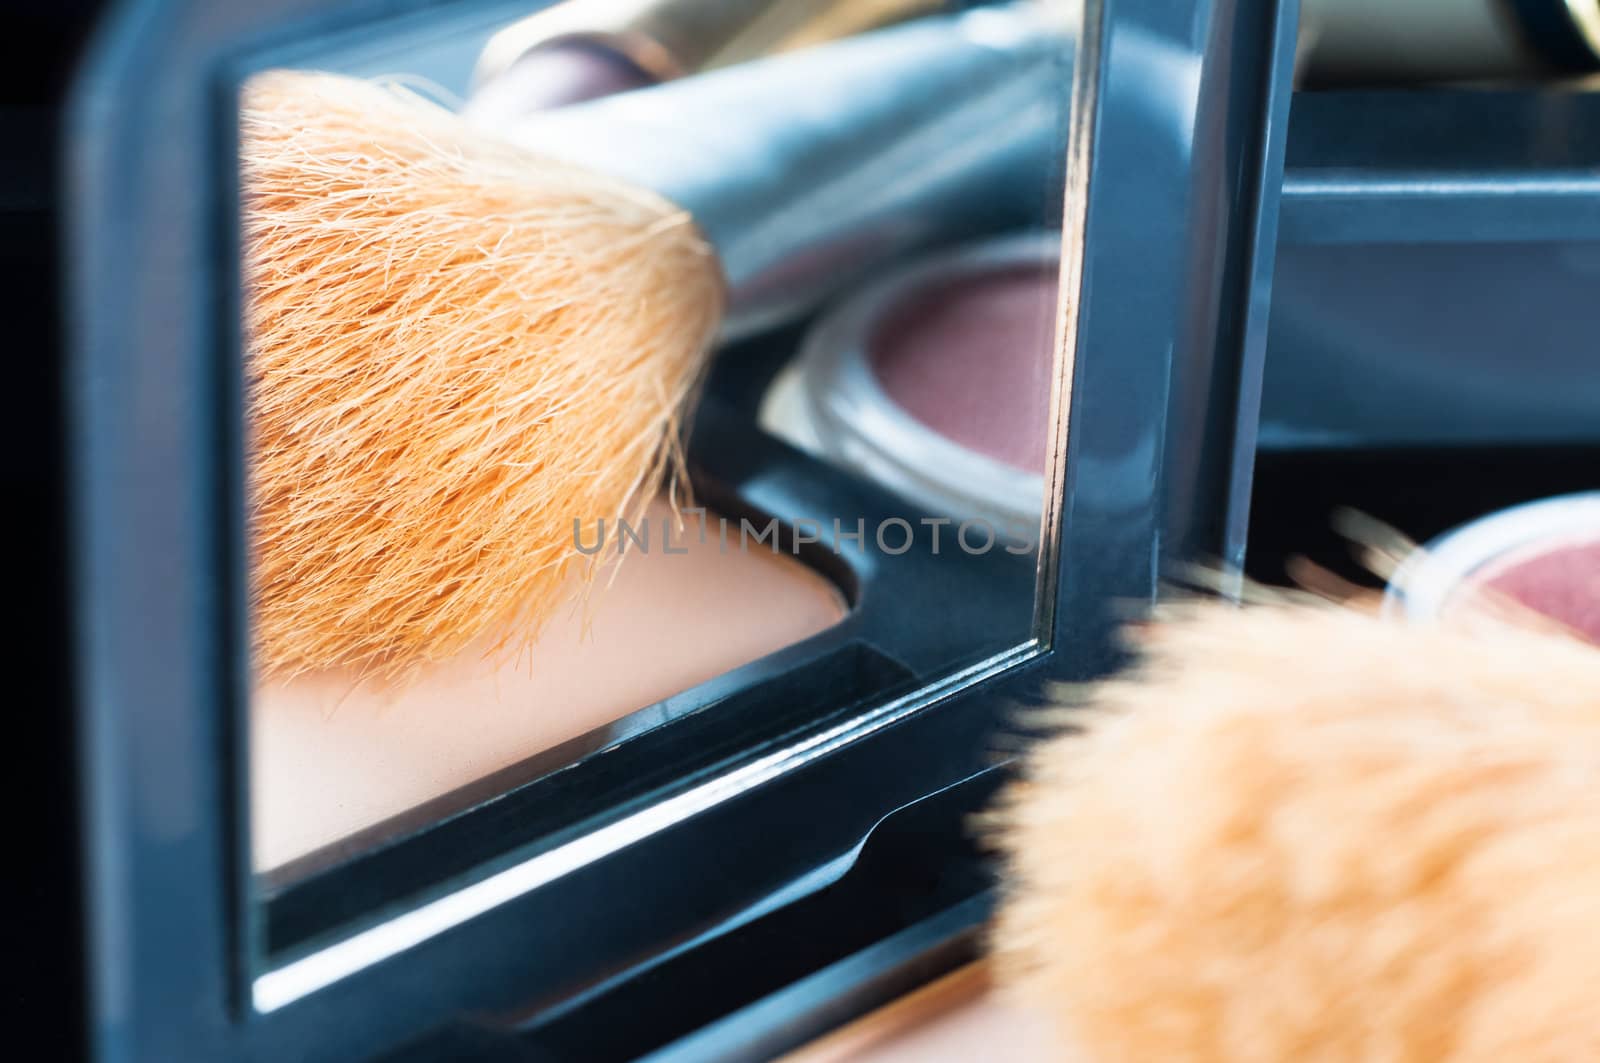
[{"left": 506, "top": 3, "right": 1072, "bottom": 337}]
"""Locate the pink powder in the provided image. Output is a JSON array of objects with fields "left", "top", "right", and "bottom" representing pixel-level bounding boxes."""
[
  {"left": 868, "top": 266, "right": 1058, "bottom": 473},
  {"left": 1471, "top": 537, "right": 1600, "bottom": 643}
]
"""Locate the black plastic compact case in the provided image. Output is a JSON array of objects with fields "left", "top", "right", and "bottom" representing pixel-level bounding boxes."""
[{"left": 52, "top": 0, "right": 1298, "bottom": 1059}]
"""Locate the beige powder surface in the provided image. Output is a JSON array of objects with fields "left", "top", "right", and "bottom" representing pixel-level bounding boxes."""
[{"left": 253, "top": 497, "right": 844, "bottom": 871}]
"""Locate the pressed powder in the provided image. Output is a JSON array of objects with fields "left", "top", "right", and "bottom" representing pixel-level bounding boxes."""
[
  {"left": 1457, "top": 534, "right": 1600, "bottom": 641},
  {"left": 253, "top": 497, "right": 845, "bottom": 871},
  {"left": 869, "top": 264, "right": 1057, "bottom": 473},
  {"left": 761, "top": 233, "right": 1060, "bottom": 531}
]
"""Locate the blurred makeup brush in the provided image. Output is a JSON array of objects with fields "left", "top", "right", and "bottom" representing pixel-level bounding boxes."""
[
  {"left": 467, "top": 0, "right": 948, "bottom": 117},
  {"left": 991, "top": 599, "right": 1600, "bottom": 1062},
  {"left": 243, "top": 3, "right": 1068, "bottom": 680}
]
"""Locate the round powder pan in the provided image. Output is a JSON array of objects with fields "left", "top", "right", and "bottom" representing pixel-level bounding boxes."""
[
  {"left": 763, "top": 232, "right": 1060, "bottom": 535},
  {"left": 1386, "top": 490, "right": 1600, "bottom": 641}
]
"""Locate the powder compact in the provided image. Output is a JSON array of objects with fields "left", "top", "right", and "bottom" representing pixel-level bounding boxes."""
[
  {"left": 54, "top": 0, "right": 1295, "bottom": 1058},
  {"left": 1388, "top": 491, "right": 1600, "bottom": 641}
]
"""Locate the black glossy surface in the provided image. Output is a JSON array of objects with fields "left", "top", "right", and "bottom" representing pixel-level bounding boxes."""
[
  {"left": 512, "top": 771, "right": 1005, "bottom": 1062},
  {"left": 375, "top": 767, "right": 1003, "bottom": 1063}
]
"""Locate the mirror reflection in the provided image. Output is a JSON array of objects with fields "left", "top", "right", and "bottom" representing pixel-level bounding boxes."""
[{"left": 242, "top": 0, "right": 1081, "bottom": 882}]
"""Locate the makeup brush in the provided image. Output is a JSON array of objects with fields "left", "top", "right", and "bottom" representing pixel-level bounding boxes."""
[
  {"left": 991, "top": 600, "right": 1600, "bottom": 1061},
  {"left": 242, "top": 3, "right": 1068, "bottom": 680},
  {"left": 467, "top": 0, "right": 947, "bottom": 117}
]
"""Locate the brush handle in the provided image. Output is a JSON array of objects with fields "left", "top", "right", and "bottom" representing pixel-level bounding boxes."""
[{"left": 503, "top": 3, "right": 1071, "bottom": 337}]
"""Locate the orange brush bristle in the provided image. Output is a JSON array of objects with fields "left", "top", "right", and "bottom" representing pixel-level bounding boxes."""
[
  {"left": 992, "top": 600, "right": 1600, "bottom": 1062},
  {"left": 241, "top": 71, "right": 723, "bottom": 680}
]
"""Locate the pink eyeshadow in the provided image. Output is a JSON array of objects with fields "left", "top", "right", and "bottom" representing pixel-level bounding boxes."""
[
  {"left": 868, "top": 266, "right": 1058, "bottom": 473},
  {"left": 1469, "top": 536, "right": 1600, "bottom": 643}
]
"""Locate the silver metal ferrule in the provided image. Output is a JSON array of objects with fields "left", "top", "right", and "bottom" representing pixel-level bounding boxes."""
[{"left": 504, "top": 3, "right": 1072, "bottom": 337}]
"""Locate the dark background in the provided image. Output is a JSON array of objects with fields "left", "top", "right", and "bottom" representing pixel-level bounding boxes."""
[{"left": 5, "top": 1, "right": 103, "bottom": 1050}]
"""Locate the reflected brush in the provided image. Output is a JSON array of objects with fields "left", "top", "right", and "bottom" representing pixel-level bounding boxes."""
[{"left": 242, "top": 4, "right": 1067, "bottom": 679}]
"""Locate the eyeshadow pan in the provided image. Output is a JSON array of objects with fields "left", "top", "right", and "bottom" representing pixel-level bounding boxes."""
[{"left": 762, "top": 233, "right": 1059, "bottom": 534}]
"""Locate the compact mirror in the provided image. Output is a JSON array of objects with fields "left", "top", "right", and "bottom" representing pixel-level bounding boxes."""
[{"left": 240, "top": 0, "right": 1082, "bottom": 933}]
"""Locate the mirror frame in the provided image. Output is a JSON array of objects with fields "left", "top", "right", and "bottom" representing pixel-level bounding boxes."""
[{"left": 64, "top": 0, "right": 1295, "bottom": 1057}]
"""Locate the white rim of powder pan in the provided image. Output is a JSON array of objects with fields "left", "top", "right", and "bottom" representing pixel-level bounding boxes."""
[
  {"left": 761, "top": 232, "right": 1058, "bottom": 533},
  {"left": 1384, "top": 490, "right": 1600, "bottom": 622}
]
